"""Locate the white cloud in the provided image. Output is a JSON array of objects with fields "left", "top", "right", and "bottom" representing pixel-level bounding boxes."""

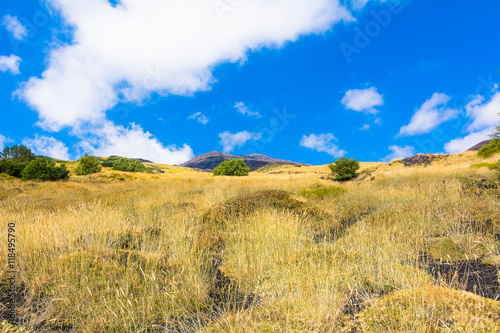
[
  {"left": 219, "top": 131, "right": 261, "bottom": 153},
  {"left": 81, "top": 122, "right": 194, "bottom": 165},
  {"left": 464, "top": 92, "right": 500, "bottom": 132},
  {"left": 444, "top": 129, "right": 492, "bottom": 154},
  {"left": 299, "top": 133, "right": 346, "bottom": 157},
  {"left": 19, "top": 0, "right": 352, "bottom": 131},
  {"left": 23, "top": 135, "right": 71, "bottom": 160},
  {"left": 444, "top": 91, "right": 500, "bottom": 154},
  {"left": 350, "top": 0, "right": 370, "bottom": 10},
  {"left": 234, "top": 102, "right": 261, "bottom": 118},
  {"left": 0, "top": 134, "right": 6, "bottom": 151},
  {"left": 359, "top": 124, "right": 370, "bottom": 131},
  {"left": 0, "top": 54, "right": 21, "bottom": 75},
  {"left": 2, "top": 15, "right": 28, "bottom": 40},
  {"left": 188, "top": 112, "right": 209, "bottom": 125},
  {"left": 341, "top": 87, "right": 384, "bottom": 115},
  {"left": 382, "top": 145, "right": 415, "bottom": 162},
  {"left": 16, "top": 0, "right": 353, "bottom": 164},
  {"left": 398, "top": 93, "right": 460, "bottom": 136}
]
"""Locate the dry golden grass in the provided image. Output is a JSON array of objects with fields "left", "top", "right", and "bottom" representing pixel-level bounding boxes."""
[{"left": 0, "top": 152, "right": 499, "bottom": 332}]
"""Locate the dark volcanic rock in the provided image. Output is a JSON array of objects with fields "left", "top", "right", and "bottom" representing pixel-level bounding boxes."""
[
  {"left": 400, "top": 154, "right": 446, "bottom": 167},
  {"left": 466, "top": 140, "right": 491, "bottom": 152},
  {"left": 181, "top": 151, "right": 307, "bottom": 171},
  {"left": 420, "top": 253, "right": 500, "bottom": 300}
]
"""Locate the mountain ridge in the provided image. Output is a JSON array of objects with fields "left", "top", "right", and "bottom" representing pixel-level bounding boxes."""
[{"left": 180, "top": 151, "right": 309, "bottom": 171}]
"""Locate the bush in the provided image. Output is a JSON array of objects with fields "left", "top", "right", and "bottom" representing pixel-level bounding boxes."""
[
  {"left": 477, "top": 139, "right": 500, "bottom": 158},
  {"left": 490, "top": 161, "right": 500, "bottom": 180},
  {"left": 102, "top": 155, "right": 121, "bottom": 168},
  {"left": 213, "top": 159, "right": 250, "bottom": 176},
  {"left": 328, "top": 157, "right": 360, "bottom": 181},
  {"left": 75, "top": 154, "right": 102, "bottom": 175},
  {"left": 470, "top": 163, "right": 497, "bottom": 169},
  {"left": 299, "top": 186, "right": 346, "bottom": 199},
  {"left": 0, "top": 159, "right": 27, "bottom": 178},
  {"left": 21, "top": 158, "right": 70, "bottom": 181},
  {"left": 112, "top": 157, "right": 146, "bottom": 172},
  {"left": 0, "top": 145, "right": 36, "bottom": 178}
]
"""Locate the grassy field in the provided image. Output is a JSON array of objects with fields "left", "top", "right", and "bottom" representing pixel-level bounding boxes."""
[{"left": 0, "top": 152, "right": 499, "bottom": 332}]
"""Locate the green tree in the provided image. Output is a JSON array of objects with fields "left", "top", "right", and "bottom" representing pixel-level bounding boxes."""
[
  {"left": 21, "top": 158, "right": 70, "bottom": 181},
  {"left": 1, "top": 145, "right": 35, "bottom": 162},
  {"left": 75, "top": 154, "right": 102, "bottom": 175},
  {"left": 213, "top": 159, "right": 250, "bottom": 176},
  {"left": 0, "top": 145, "right": 36, "bottom": 178},
  {"left": 112, "top": 158, "right": 146, "bottom": 172},
  {"left": 102, "top": 155, "right": 121, "bottom": 167},
  {"left": 328, "top": 157, "right": 360, "bottom": 181}
]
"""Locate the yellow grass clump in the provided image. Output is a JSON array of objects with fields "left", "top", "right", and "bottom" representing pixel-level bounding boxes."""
[{"left": 0, "top": 152, "right": 498, "bottom": 332}]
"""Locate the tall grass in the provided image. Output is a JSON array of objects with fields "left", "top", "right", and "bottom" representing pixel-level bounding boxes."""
[{"left": 0, "top": 157, "right": 499, "bottom": 332}]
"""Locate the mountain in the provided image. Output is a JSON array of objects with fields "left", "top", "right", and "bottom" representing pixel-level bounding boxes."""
[
  {"left": 466, "top": 140, "right": 491, "bottom": 152},
  {"left": 180, "top": 151, "right": 308, "bottom": 171}
]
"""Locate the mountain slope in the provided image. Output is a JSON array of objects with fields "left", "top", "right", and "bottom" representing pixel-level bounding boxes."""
[
  {"left": 466, "top": 140, "right": 491, "bottom": 152},
  {"left": 180, "top": 151, "right": 308, "bottom": 171}
]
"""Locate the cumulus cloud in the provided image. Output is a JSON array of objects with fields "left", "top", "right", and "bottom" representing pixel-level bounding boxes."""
[
  {"left": 382, "top": 145, "right": 415, "bottom": 162},
  {"left": 0, "top": 54, "right": 21, "bottom": 75},
  {"left": 81, "top": 122, "right": 194, "bottom": 165},
  {"left": 15, "top": 0, "right": 354, "bottom": 164},
  {"left": 464, "top": 92, "right": 500, "bottom": 132},
  {"left": 188, "top": 112, "right": 209, "bottom": 125},
  {"left": 2, "top": 15, "right": 28, "bottom": 40},
  {"left": 19, "top": 0, "right": 352, "bottom": 131},
  {"left": 234, "top": 102, "right": 261, "bottom": 118},
  {"left": 359, "top": 124, "right": 370, "bottom": 131},
  {"left": 0, "top": 134, "right": 7, "bottom": 151},
  {"left": 444, "top": 91, "right": 500, "bottom": 153},
  {"left": 219, "top": 131, "right": 261, "bottom": 153},
  {"left": 399, "top": 93, "right": 460, "bottom": 136},
  {"left": 23, "top": 135, "right": 71, "bottom": 160},
  {"left": 350, "top": 0, "right": 370, "bottom": 10},
  {"left": 341, "top": 87, "right": 384, "bottom": 115},
  {"left": 299, "top": 133, "right": 346, "bottom": 157},
  {"left": 444, "top": 129, "right": 492, "bottom": 154}
]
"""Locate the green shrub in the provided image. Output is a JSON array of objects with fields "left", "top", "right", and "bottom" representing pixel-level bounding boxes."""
[
  {"left": 213, "top": 159, "right": 250, "bottom": 176},
  {"left": 470, "top": 163, "right": 496, "bottom": 169},
  {"left": 75, "top": 154, "right": 102, "bottom": 175},
  {"left": 0, "top": 145, "right": 36, "bottom": 178},
  {"left": 299, "top": 186, "right": 346, "bottom": 199},
  {"left": 112, "top": 157, "right": 146, "bottom": 172},
  {"left": 490, "top": 161, "right": 500, "bottom": 180},
  {"left": 328, "top": 157, "right": 360, "bottom": 181},
  {"left": 255, "top": 163, "right": 295, "bottom": 173},
  {"left": 477, "top": 140, "right": 500, "bottom": 158},
  {"left": 21, "top": 158, "right": 70, "bottom": 181},
  {"left": 0, "top": 159, "right": 27, "bottom": 178},
  {"left": 101, "top": 155, "right": 121, "bottom": 167}
]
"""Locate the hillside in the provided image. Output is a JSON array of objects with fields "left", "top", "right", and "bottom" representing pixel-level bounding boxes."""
[
  {"left": 180, "top": 151, "right": 308, "bottom": 171},
  {"left": 0, "top": 151, "right": 499, "bottom": 332},
  {"left": 467, "top": 140, "right": 492, "bottom": 152}
]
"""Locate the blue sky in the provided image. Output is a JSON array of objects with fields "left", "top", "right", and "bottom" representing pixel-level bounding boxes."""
[{"left": 0, "top": 0, "right": 499, "bottom": 165}]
